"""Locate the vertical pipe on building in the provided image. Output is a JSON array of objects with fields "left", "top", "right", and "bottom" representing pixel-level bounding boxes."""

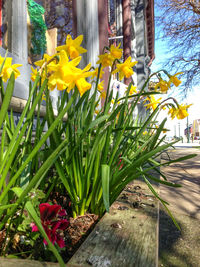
[
  {"left": 122, "top": 0, "right": 132, "bottom": 85},
  {"left": 98, "top": 0, "right": 109, "bottom": 54}
]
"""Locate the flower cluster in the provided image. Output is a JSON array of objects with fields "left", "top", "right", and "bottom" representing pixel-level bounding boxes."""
[
  {"left": 168, "top": 104, "right": 192, "bottom": 120},
  {"left": 144, "top": 94, "right": 192, "bottom": 120},
  {"left": 31, "top": 203, "right": 69, "bottom": 248},
  {"left": 96, "top": 43, "right": 123, "bottom": 68},
  {"left": 154, "top": 72, "right": 183, "bottom": 93},
  {"left": 30, "top": 36, "right": 138, "bottom": 98},
  {"left": 145, "top": 70, "right": 192, "bottom": 120},
  {"left": 0, "top": 33, "right": 191, "bottom": 122},
  {"left": 32, "top": 36, "right": 93, "bottom": 96},
  {"left": 144, "top": 95, "right": 162, "bottom": 111}
]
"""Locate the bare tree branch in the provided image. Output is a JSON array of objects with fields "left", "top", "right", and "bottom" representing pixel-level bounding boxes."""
[{"left": 155, "top": 0, "right": 200, "bottom": 95}]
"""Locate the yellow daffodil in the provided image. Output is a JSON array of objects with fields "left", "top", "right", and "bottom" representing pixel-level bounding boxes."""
[
  {"left": 168, "top": 106, "right": 177, "bottom": 120},
  {"left": 143, "top": 131, "right": 148, "bottom": 135},
  {"left": 48, "top": 50, "right": 92, "bottom": 95},
  {"left": 110, "top": 43, "right": 123, "bottom": 59},
  {"left": 0, "top": 56, "right": 22, "bottom": 82},
  {"left": 168, "top": 72, "right": 183, "bottom": 87},
  {"left": 176, "top": 104, "right": 192, "bottom": 120},
  {"left": 91, "top": 67, "right": 104, "bottom": 79},
  {"left": 98, "top": 80, "right": 104, "bottom": 91},
  {"left": 128, "top": 85, "right": 137, "bottom": 95},
  {"left": 42, "top": 93, "right": 46, "bottom": 101},
  {"left": 144, "top": 96, "right": 162, "bottom": 111},
  {"left": 168, "top": 103, "right": 192, "bottom": 120},
  {"left": 155, "top": 78, "right": 170, "bottom": 93},
  {"left": 96, "top": 53, "right": 114, "bottom": 68},
  {"left": 31, "top": 66, "right": 46, "bottom": 85},
  {"left": 47, "top": 50, "right": 80, "bottom": 90},
  {"left": 34, "top": 54, "right": 56, "bottom": 68},
  {"left": 56, "top": 34, "right": 87, "bottom": 59},
  {"left": 30, "top": 66, "right": 38, "bottom": 82},
  {"left": 100, "top": 91, "right": 106, "bottom": 99},
  {"left": 76, "top": 77, "right": 91, "bottom": 96},
  {"left": 112, "top": 57, "right": 137, "bottom": 81}
]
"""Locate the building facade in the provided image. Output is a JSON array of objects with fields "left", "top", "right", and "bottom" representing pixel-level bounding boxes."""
[{"left": 0, "top": 0, "right": 154, "bottom": 112}]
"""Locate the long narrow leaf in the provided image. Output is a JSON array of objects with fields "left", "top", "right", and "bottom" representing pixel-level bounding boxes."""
[
  {"left": 0, "top": 73, "right": 15, "bottom": 129},
  {"left": 101, "top": 164, "right": 110, "bottom": 212}
]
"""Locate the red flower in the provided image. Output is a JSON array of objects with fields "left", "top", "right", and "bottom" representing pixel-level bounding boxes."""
[{"left": 31, "top": 203, "right": 69, "bottom": 248}]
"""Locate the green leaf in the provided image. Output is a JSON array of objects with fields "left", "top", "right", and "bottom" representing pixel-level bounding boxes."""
[
  {"left": 0, "top": 139, "right": 67, "bottom": 230},
  {"left": 142, "top": 175, "right": 180, "bottom": 230},
  {"left": 0, "top": 72, "right": 15, "bottom": 129},
  {"left": 0, "top": 204, "right": 17, "bottom": 210},
  {"left": 19, "top": 155, "right": 32, "bottom": 189},
  {"left": 88, "top": 115, "right": 110, "bottom": 130},
  {"left": 101, "top": 164, "right": 110, "bottom": 212}
]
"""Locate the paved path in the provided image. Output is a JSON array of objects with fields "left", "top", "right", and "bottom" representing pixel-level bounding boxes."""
[
  {"left": 160, "top": 147, "right": 200, "bottom": 219},
  {"left": 159, "top": 146, "right": 200, "bottom": 267}
]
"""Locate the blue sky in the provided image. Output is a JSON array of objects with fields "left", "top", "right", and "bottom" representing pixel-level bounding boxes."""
[{"left": 150, "top": 6, "right": 200, "bottom": 137}]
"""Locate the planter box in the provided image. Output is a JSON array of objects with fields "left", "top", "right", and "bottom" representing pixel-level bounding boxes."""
[{"left": 0, "top": 181, "right": 159, "bottom": 267}]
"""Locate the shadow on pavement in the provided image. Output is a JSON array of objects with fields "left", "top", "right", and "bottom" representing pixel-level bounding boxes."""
[{"left": 159, "top": 208, "right": 200, "bottom": 267}]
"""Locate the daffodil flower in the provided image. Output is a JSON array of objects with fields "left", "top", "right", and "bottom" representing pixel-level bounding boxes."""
[
  {"left": 100, "top": 90, "right": 106, "bottom": 99},
  {"left": 155, "top": 78, "right": 170, "bottom": 93},
  {"left": 56, "top": 34, "right": 87, "bottom": 59},
  {"left": 112, "top": 57, "right": 137, "bottom": 81},
  {"left": 0, "top": 56, "right": 22, "bottom": 82},
  {"left": 168, "top": 103, "right": 192, "bottom": 120},
  {"left": 144, "top": 95, "right": 162, "bottom": 111},
  {"left": 34, "top": 54, "right": 56, "bottom": 68},
  {"left": 168, "top": 72, "right": 183, "bottom": 87},
  {"left": 168, "top": 106, "right": 177, "bottom": 120},
  {"left": 128, "top": 85, "right": 137, "bottom": 95},
  {"left": 91, "top": 67, "right": 104, "bottom": 79},
  {"left": 109, "top": 43, "right": 123, "bottom": 59},
  {"left": 47, "top": 50, "right": 93, "bottom": 95},
  {"left": 30, "top": 66, "right": 38, "bottom": 82},
  {"left": 96, "top": 53, "right": 114, "bottom": 68},
  {"left": 98, "top": 80, "right": 104, "bottom": 91},
  {"left": 176, "top": 104, "right": 192, "bottom": 120}
]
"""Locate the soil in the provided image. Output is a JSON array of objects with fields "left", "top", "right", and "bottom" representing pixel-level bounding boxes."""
[{"left": 63, "top": 213, "right": 99, "bottom": 262}]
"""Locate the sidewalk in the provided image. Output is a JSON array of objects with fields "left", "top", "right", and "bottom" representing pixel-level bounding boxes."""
[{"left": 159, "top": 147, "right": 200, "bottom": 267}]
